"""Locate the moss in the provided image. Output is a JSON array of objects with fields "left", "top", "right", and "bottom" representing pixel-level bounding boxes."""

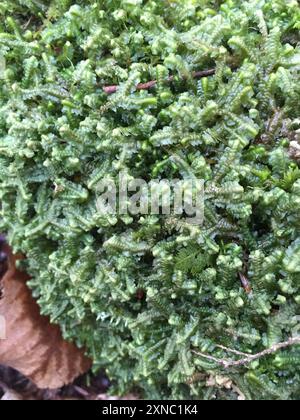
[{"left": 0, "top": 0, "right": 300, "bottom": 399}]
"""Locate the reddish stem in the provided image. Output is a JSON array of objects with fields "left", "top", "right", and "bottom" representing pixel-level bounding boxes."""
[{"left": 103, "top": 68, "right": 215, "bottom": 95}]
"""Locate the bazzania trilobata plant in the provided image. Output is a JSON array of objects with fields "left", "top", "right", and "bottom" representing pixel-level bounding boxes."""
[{"left": 0, "top": 0, "right": 300, "bottom": 400}]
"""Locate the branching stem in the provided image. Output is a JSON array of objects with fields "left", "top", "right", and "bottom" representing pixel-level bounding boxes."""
[{"left": 193, "top": 337, "right": 300, "bottom": 369}]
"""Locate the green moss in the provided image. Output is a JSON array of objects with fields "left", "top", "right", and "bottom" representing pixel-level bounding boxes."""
[{"left": 0, "top": 0, "right": 300, "bottom": 399}]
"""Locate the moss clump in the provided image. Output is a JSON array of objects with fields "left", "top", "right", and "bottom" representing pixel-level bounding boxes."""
[{"left": 0, "top": 1, "right": 300, "bottom": 399}]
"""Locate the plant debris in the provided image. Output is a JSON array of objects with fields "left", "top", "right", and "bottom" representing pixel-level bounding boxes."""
[{"left": 0, "top": 244, "right": 91, "bottom": 389}]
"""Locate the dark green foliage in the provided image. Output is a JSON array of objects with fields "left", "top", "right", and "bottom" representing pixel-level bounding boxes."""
[{"left": 0, "top": 0, "right": 300, "bottom": 399}]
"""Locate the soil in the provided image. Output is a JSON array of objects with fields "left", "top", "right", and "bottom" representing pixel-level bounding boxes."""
[{"left": 0, "top": 364, "right": 113, "bottom": 400}]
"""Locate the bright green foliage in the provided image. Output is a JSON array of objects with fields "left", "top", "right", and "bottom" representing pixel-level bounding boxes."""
[{"left": 0, "top": 0, "right": 300, "bottom": 400}]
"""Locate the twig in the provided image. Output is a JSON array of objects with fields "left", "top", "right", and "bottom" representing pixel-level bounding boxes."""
[
  {"left": 0, "top": 380, "right": 10, "bottom": 393},
  {"left": 23, "top": 17, "right": 33, "bottom": 30},
  {"left": 239, "top": 272, "right": 252, "bottom": 294},
  {"left": 103, "top": 68, "right": 216, "bottom": 95},
  {"left": 193, "top": 337, "right": 300, "bottom": 369},
  {"left": 216, "top": 345, "right": 251, "bottom": 357},
  {"left": 74, "top": 386, "right": 90, "bottom": 397}
]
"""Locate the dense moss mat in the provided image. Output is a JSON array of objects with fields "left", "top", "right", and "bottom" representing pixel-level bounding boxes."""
[{"left": 0, "top": 1, "right": 300, "bottom": 399}]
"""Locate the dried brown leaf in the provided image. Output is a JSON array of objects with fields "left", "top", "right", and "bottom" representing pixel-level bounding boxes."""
[
  {"left": 1, "top": 389, "right": 24, "bottom": 401},
  {"left": 206, "top": 374, "right": 233, "bottom": 390},
  {"left": 0, "top": 245, "right": 91, "bottom": 389}
]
